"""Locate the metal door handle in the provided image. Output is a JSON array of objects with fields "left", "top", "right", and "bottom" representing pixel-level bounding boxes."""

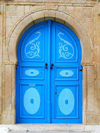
[
  {"left": 45, "top": 63, "right": 48, "bottom": 69},
  {"left": 50, "top": 64, "right": 54, "bottom": 69}
]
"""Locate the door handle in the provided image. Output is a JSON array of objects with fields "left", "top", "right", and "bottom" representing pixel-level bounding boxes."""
[
  {"left": 45, "top": 63, "right": 48, "bottom": 69},
  {"left": 50, "top": 64, "right": 54, "bottom": 69}
]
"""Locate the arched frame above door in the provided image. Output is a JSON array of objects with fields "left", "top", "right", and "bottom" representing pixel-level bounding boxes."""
[{"left": 7, "top": 10, "right": 93, "bottom": 65}]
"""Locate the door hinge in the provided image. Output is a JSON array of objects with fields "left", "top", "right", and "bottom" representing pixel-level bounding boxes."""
[{"left": 16, "top": 64, "right": 18, "bottom": 69}]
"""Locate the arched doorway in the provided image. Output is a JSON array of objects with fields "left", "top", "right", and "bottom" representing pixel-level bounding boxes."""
[{"left": 16, "top": 20, "right": 82, "bottom": 123}]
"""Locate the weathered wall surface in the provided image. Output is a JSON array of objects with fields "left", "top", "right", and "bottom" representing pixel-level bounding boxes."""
[{"left": 0, "top": 0, "right": 100, "bottom": 124}]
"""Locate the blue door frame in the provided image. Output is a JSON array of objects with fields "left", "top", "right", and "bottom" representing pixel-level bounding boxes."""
[{"left": 16, "top": 20, "right": 82, "bottom": 123}]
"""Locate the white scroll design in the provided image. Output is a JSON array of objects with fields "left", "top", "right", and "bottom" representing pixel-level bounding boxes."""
[
  {"left": 58, "top": 32, "right": 74, "bottom": 59},
  {"left": 25, "top": 31, "right": 41, "bottom": 58}
]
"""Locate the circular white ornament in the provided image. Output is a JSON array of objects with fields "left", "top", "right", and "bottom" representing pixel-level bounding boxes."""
[
  {"left": 24, "top": 88, "right": 40, "bottom": 114},
  {"left": 58, "top": 88, "right": 75, "bottom": 115}
]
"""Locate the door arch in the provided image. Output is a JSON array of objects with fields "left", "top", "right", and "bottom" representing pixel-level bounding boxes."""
[{"left": 16, "top": 20, "right": 82, "bottom": 123}]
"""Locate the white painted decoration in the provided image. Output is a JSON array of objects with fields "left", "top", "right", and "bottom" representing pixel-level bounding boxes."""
[
  {"left": 25, "top": 69, "right": 39, "bottom": 76},
  {"left": 24, "top": 88, "right": 40, "bottom": 114},
  {"left": 58, "top": 88, "right": 75, "bottom": 115},
  {"left": 60, "top": 70, "right": 74, "bottom": 77},
  {"left": 25, "top": 31, "right": 41, "bottom": 58},
  {"left": 58, "top": 32, "right": 74, "bottom": 59}
]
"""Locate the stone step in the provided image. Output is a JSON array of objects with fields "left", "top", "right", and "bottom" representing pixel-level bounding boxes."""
[
  {"left": 8, "top": 132, "right": 93, "bottom": 133},
  {"left": 0, "top": 125, "right": 99, "bottom": 133}
]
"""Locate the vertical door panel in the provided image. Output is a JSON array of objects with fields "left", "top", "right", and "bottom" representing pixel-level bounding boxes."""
[
  {"left": 16, "top": 21, "right": 50, "bottom": 123},
  {"left": 51, "top": 21, "right": 82, "bottom": 123}
]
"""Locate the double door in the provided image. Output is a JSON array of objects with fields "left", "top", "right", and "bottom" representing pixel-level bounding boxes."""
[{"left": 16, "top": 20, "right": 82, "bottom": 123}]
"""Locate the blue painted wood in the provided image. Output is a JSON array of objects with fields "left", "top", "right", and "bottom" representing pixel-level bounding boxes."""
[
  {"left": 16, "top": 21, "right": 50, "bottom": 123},
  {"left": 16, "top": 20, "right": 82, "bottom": 124},
  {"left": 47, "top": 20, "right": 51, "bottom": 123},
  {"left": 51, "top": 21, "right": 82, "bottom": 123}
]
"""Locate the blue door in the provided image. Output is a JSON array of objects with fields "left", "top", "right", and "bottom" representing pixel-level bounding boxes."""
[{"left": 16, "top": 20, "right": 82, "bottom": 123}]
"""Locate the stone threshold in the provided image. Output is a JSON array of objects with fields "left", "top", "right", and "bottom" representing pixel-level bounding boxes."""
[{"left": 0, "top": 124, "right": 100, "bottom": 133}]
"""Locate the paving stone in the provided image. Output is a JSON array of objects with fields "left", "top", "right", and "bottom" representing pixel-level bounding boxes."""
[
  {"left": 8, "top": 131, "right": 93, "bottom": 133},
  {"left": 8, "top": 131, "right": 27, "bottom": 133}
]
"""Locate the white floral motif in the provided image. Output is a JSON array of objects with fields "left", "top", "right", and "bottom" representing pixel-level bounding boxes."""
[
  {"left": 25, "top": 31, "right": 41, "bottom": 58},
  {"left": 58, "top": 32, "right": 74, "bottom": 59}
]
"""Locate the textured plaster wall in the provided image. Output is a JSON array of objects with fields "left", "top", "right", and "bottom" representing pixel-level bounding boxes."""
[{"left": 0, "top": 0, "right": 100, "bottom": 124}]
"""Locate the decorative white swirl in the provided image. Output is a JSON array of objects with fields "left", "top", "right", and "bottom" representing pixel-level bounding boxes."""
[
  {"left": 25, "top": 31, "right": 41, "bottom": 58},
  {"left": 58, "top": 32, "right": 74, "bottom": 59}
]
